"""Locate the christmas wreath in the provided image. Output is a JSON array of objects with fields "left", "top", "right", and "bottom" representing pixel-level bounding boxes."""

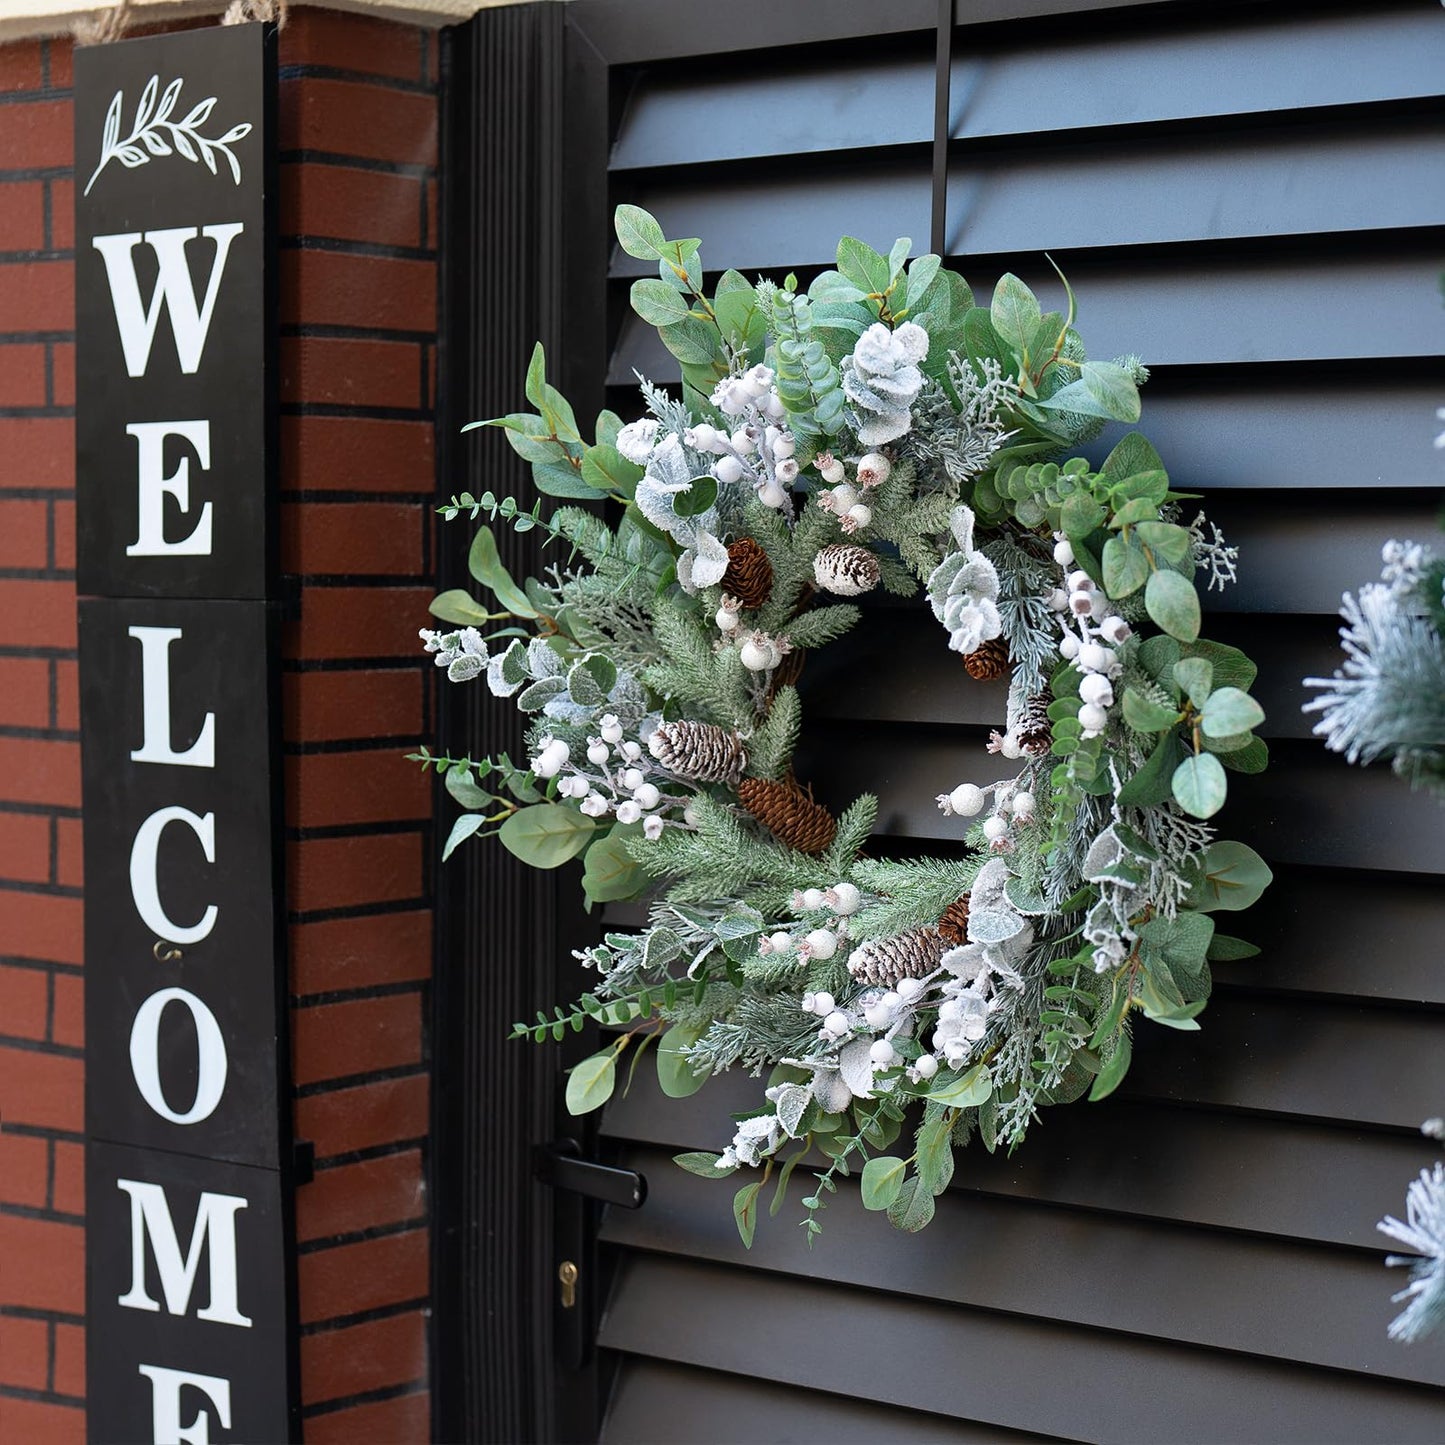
[{"left": 416, "top": 206, "right": 1273, "bottom": 1243}]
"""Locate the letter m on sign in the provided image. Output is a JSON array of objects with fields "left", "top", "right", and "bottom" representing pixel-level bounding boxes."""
[
  {"left": 116, "top": 1179, "right": 253, "bottom": 1327},
  {"left": 92, "top": 224, "right": 244, "bottom": 376}
]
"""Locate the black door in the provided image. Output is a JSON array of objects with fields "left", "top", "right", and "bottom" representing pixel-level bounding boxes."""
[{"left": 436, "top": 3, "right": 1445, "bottom": 1440}]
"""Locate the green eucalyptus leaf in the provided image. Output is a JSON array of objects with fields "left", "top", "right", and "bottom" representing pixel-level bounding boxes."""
[
  {"left": 1135, "top": 520, "right": 1191, "bottom": 564},
  {"left": 1173, "top": 657, "right": 1213, "bottom": 709},
  {"left": 468, "top": 526, "right": 537, "bottom": 616},
  {"left": 925, "top": 1063, "right": 992, "bottom": 1108},
  {"left": 836, "top": 235, "right": 892, "bottom": 297},
  {"left": 990, "top": 273, "right": 1042, "bottom": 360},
  {"left": 905, "top": 253, "right": 942, "bottom": 309},
  {"left": 1220, "top": 736, "right": 1270, "bottom": 774},
  {"left": 531, "top": 459, "right": 607, "bottom": 500},
  {"left": 1145, "top": 568, "right": 1201, "bottom": 643},
  {"left": 657, "top": 1021, "right": 711, "bottom": 1098},
  {"left": 1201, "top": 686, "right": 1266, "bottom": 738},
  {"left": 1207, "top": 934, "right": 1261, "bottom": 962},
  {"left": 445, "top": 767, "right": 493, "bottom": 811},
  {"left": 658, "top": 316, "right": 721, "bottom": 367},
  {"left": 1122, "top": 688, "right": 1181, "bottom": 735},
  {"left": 1186, "top": 840, "right": 1274, "bottom": 913},
  {"left": 1180, "top": 640, "right": 1257, "bottom": 692},
  {"left": 565, "top": 1049, "right": 616, "bottom": 1115},
  {"left": 1137, "top": 634, "right": 1181, "bottom": 683},
  {"left": 498, "top": 804, "right": 597, "bottom": 869},
  {"left": 614, "top": 203, "right": 667, "bottom": 260},
  {"left": 1088, "top": 1031, "right": 1132, "bottom": 1101},
  {"left": 885, "top": 1174, "right": 936, "bottom": 1232},
  {"left": 580, "top": 822, "right": 647, "bottom": 904},
  {"left": 674, "top": 1151, "right": 737, "bottom": 1179},
  {"left": 1061, "top": 490, "right": 1107, "bottom": 538},
  {"left": 1036, "top": 360, "right": 1141, "bottom": 423},
  {"left": 442, "top": 812, "right": 487, "bottom": 861},
  {"left": 809, "top": 270, "right": 867, "bottom": 303},
  {"left": 429, "top": 589, "right": 494, "bottom": 627},
  {"left": 1102, "top": 535, "right": 1150, "bottom": 597},
  {"left": 595, "top": 409, "right": 625, "bottom": 447},
  {"left": 1171, "top": 752, "right": 1228, "bottom": 819},
  {"left": 1100, "top": 432, "right": 1164, "bottom": 482},
  {"left": 673, "top": 476, "right": 718, "bottom": 518},
  {"left": 733, "top": 1180, "right": 763, "bottom": 1248},
  {"left": 860, "top": 1155, "right": 907, "bottom": 1211},
  {"left": 915, "top": 1108, "right": 955, "bottom": 1197},
  {"left": 630, "top": 276, "right": 692, "bottom": 326}
]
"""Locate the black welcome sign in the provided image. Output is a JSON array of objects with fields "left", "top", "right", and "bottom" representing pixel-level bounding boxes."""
[{"left": 75, "top": 24, "right": 296, "bottom": 1444}]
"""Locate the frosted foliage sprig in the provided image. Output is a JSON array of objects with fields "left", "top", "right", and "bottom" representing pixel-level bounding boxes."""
[
  {"left": 1379, "top": 1123, "right": 1445, "bottom": 1344},
  {"left": 85, "top": 75, "right": 252, "bottom": 197},
  {"left": 1302, "top": 542, "right": 1445, "bottom": 793}
]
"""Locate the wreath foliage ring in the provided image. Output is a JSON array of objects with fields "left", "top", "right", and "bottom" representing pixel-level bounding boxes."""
[{"left": 417, "top": 205, "right": 1274, "bottom": 1243}]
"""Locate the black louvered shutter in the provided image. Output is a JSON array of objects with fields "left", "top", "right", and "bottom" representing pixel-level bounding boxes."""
[{"left": 551, "top": 2, "right": 1445, "bottom": 1439}]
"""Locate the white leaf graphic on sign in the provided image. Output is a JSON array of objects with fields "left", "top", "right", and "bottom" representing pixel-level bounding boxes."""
[{"left": 83, "top": 74, "right": 252, "bottom": 197}]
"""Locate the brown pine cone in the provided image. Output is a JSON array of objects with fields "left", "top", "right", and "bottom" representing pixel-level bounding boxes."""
[
  {"left": 937, "top": 895, "right": 972, "bottom": 945},
  {"left": 847, "top": 927, "right": 949, "bottom": 987},
  {"left": 647, "top": 720, "right": 748, "bottom": 783},
  {"left": 737, "top": 777, "right": 837, "bottom": 856},
  {"left": 1017, "top": 689, "right": 1054, "bottom": 756},
  {"left": 963, "top": 637, "right": 1010, "bottom": 681},
  {"left": 723, "top": 538, "right": 774, "bottom": 611}
]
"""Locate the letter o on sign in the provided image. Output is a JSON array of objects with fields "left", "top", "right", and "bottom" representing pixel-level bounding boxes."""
[{"left": 129, "top": 987, "right": 229, "bottom": 1125}]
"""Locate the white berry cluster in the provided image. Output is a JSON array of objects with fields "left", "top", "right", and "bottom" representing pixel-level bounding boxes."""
[
  {"left": 767, "top": 882, "right": 860, "bottom": 977},
  {"left": 685, "top": 365, "right": 797, "bottom": 510},
  {"left": 530, "top": 714, "right": 687, "bottom": 840},
  {"left": 1050, "top": 535, "right": 1131, "bottom": 739},
  {"left": 936, "top": 778, "right": 1035, "bottom": 853},
  {"left": 712, "top": 600, "right": 794, "bottom": 674},
  {"left": 815, "top": 449, "right": 891, "bottom": 534},
  {"left": 928, "top": 946, "right": 1003, "bottom": 1071}
]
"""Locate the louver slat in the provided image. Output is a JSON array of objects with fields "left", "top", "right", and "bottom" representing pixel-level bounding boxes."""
[
  {"left": 601, "top": 1078, "right": 1435, "bottom": 1249},
  {"left": 598, "top": 1145, "right": 1445, "bottom": 1390},
  {"left": 601, "top": 1358, "right": 1063, "bottom": 1444},
  {"left": 598, "top": 1255, "right": 1445, "bottom": 1444},
  {"left": 610, "top": 10, "right": 1445, "bottom": 169}
]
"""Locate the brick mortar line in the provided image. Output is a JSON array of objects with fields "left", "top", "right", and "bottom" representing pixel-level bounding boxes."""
[
  {"left": 281, "top": 323, "right": 438, "bottom": 345},
  {"left": 292, "top": 979, "right": 427, "bottom": 1010},
  {"left": 1, "top": 1123, "right": 83, "bottom": 1143},
  {"left": 279, "top": 236, "right": 437, "bottom": 265},
  {"left": 282, "top": 657, "right": 427, "bottom": 673},
  {"left": 296, "top": 1295, "right": 429, "bottom": 1338},
  {"left": 0, "top": 957, "right": 82, "bottom": 977},
  {"left": 299, "top": 1378, "right": 428, "bottom": 1420},
  {"left": 293, "top": 1061, "right": 429, "bottom": 1099},
  {"left": 284, "top": 736, "right": 423, "bottom": 756},
  {"left": 0, "top": 329, "right": 75, "bottom": 342},
  {"left": 310, "top": 1137, "right": 428, "bottom": 1171},
  {"left": 295, "top": 1213, "right": 427, "bottom": 1257},
  {"left": 0, "top": 1384, "right": 85, "bottom": 1409},
  {"left": 0, "top": 1305, "right": 84, "bottom": 1325},
  {"left": 278, "top": 63, "right": 437, "bottom": 97},
  {"left": 0, "top": 1201, "right": 83, "bottom": 1227},
  {"left": 0, "top": 170, "right": 74, "bottom": 184},
  {"left": 280, "top": 491, "right": 436, "bottom": 503},
  {"left": 0, "top": 1033, "right": 82, "bottom": 1058},
  {"left": 280, "top": 403, "right": 434, "bottom": 422}
]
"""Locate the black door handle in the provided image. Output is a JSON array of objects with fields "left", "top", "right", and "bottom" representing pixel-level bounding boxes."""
[{"left": 535, "top": 1138, "right": 647, "bottom": 1208}]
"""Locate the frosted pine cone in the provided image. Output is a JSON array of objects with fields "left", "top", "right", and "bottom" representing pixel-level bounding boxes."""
[
  {"left": 814, "top": 544, "right": 880, "bottom": 596},
  {"left": 723, "top": 538, "right": 773, "bottom": 611},
  {"left": 737, "top": 777, "right": 837, "bottom": 855},
  {"left": 1017, "top": 689, "right": 1053, "bottom": 756},
  {"left": 963, "top": 637, "right": 1010, "bottom": 681},
  {"left": 647, "top": 721, "right": 748, "bottom": 783},
  {"left": 936, "top": 895, "right": 972, "bottom": 945},
  {"left": 847, "top": 927, "right": 948, "bottom": 987}
]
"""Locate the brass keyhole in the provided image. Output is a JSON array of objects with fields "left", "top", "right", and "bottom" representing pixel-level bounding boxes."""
[{"left": 558, "top": 1259, "right": 579, "bottom": 1310}]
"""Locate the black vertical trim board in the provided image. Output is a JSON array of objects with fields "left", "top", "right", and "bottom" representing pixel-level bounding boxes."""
[{"left": 433, "top": 8, "right": 602, "bottom": 1443}]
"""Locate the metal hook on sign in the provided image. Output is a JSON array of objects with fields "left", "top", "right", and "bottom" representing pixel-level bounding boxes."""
[{"left": 153, "top": 939, "right": 183, "bottom": 962}]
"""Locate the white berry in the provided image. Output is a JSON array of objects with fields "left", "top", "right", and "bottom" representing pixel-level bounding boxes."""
[
  {"left": 983, "top": 815, "right": 1008, "bottom": 841},
  {"left": 948, "top": 783, "right": 985, "bottom": 816},
  {"left": 830, "top": 882, "right": 861, "bottom": 916},
  {"left": 1079, "top": 673, "right": 1114, "bottom": 707},
  {"left": 846, "top": 503, "right": 873, "bottom": 529},
  {"left": 801, "top": 888, "right": 825, "bottom": 910},
  {"left": 1078, "top": 702, "right": 1109, "bottom": 733},
  {"left": 869, "top": 1040, "right": 897, "bottom": 1067},
  {"left": 716, "top": 607, "right": 740, "bottom": 632},
  {"left": 896, "top": 977, "right": 925, "bottom": 1003},
  {"left": 633, "top": 782, "right": 661, "bottom": 810},
  {"left": 913, "top": 1053, "right": 939, "bottom": 1080},
  {"left": 587, "top": 741, "right": 610, "bottom": 765},
  {"left": 1078, "top": 643, "right": 1113, "bottom": 675},
  {"left": 739, "top": 639, "right": 773, "bottom": 671},
  {"left": 823, "top": 1010, "right": 850, "bottom": 1036},
  {"left": 805, "top": 929, "right": 838, "bottom": 960},
  {"left": 768, "top": 931, "right": 793, "bottom": 954},
  {"left": 813, "top": 992, "right": 836, "bottom": 1016},
  {"left": 1053, "top": 538, "right": 1075, "bottom": 567}
]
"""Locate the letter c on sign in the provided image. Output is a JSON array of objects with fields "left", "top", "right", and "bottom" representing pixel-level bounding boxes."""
[
  {"left": 129, "top": 806, "right": 218, "bottom": 944},
  {"left": 130, "top": 988, "right": 229, "bottom": 1125}
]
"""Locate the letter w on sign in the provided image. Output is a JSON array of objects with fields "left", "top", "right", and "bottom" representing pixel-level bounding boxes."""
[{"left": 92, "top": 223, "right": 243, "bottom": 376}]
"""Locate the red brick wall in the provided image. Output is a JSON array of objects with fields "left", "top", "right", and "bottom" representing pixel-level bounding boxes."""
[
  {"left": 0, "top": 11, "right": 439, "bottom": 1441},
  {"left": 0, "top": 32, "right": 86, "bottom": 1445}
]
